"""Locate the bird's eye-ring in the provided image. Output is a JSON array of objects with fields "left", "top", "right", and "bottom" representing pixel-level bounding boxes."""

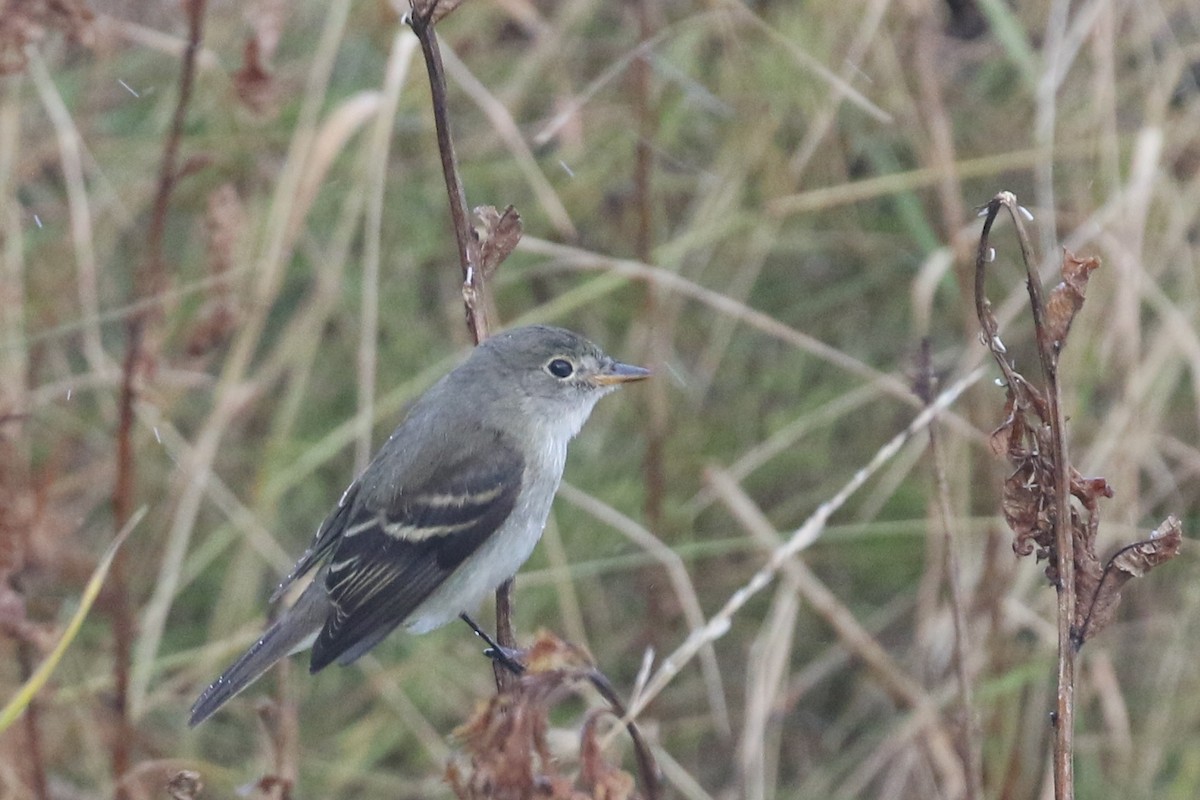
[{"left": 547, "top": 358, "right": 574, "bottom": 378}]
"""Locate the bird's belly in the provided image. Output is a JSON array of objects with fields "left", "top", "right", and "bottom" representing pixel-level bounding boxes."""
[{"left": 403, "top": 487, "right": 553, "bottom": 634}]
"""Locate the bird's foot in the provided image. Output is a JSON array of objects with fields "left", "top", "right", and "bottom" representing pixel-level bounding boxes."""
[
  {"left": 459, "top": 613, "right": 525, "bottom": 676},
  {"left": 483, "top": 644, "right": 526, "bottom": 676}
]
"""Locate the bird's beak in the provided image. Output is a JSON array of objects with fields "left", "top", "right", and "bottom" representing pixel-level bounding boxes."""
[{"left": 591, "top": 361, "right": 651, "bottom": 386}]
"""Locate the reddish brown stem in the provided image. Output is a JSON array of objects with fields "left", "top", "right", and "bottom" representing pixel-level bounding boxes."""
[
  {"left": 111, "top": 4, "right": 207, "bottom": 790},
  {"left": 408, "top": 5, "right": 512, "bottom": 690},
  {"left": 409, "top": 12, "right": 488, "bottom": 344},
  {"left": 110, "top": 321, "right": 140, "bottom": 800},
  {"left": 142, "top": 0, "right": 207, "bottom": 306}
]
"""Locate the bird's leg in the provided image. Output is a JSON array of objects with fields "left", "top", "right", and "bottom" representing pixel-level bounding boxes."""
[{"left": 459, "top": 613, "right": 525, "bottom": 676}]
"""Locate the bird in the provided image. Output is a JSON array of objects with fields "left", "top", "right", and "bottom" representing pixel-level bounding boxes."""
[{"left": 188, "top": 325, "right": 649, "bottom": 726}]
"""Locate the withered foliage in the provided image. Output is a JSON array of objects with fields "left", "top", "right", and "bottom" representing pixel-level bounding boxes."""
[
  {"left": 990, "top": 389, "right": 1113, "bottom": 587},
  {"left": 476, "top": 205, "right": 523, "bottom": 280},
  {"left": 0, "top": 0, "right": 93, "bottom": 74},
  {"left": 1076, "top": 516, "right": 1182, "bottom": 645},
  {"left": 976, "top": 194, "right": 1182, "bottom": 648},
  {"left": 410, "top": 0, "right": 469, "bottom": 26},
  {"left": 445, "top": 632, "right": 643, "bottom": 800},
  {"left": 1043, "top": 253, "right": 1101, "bottom": 347}
]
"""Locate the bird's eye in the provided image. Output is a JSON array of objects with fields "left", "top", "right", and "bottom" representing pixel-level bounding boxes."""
[{"left": 547, "top": 358, "right": 574, "bottom": 378}]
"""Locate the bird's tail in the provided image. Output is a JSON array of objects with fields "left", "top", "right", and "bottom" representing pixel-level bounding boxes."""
[{"left": 188, "top": 582, "right": 329, "bottom": 726}]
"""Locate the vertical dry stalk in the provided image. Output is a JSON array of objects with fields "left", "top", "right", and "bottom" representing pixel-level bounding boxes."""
[
  {"left": 408, "top": 8, "right": 489, "bottom": 343},
  {"left": 631, "top": 1, "right": 665, "bottom": 531},
  {"left": 110, "top": 3, "right": 208, "bottom": 791},
  {"left": 973, "top": 192, "right": 1179, "bottom": 799},
  {"left": 142, "top": 0, "right": 208, "bottom": 317},
  {"left": 109, "top": 324, "right": 140, "bottom": 800},
  {"left": 256, "top": 655, "right": 298, "bottom": 800},
  {"left": 917, "top": 341, "right": 982, "bottom": 800},
  {"left": 407, "top": 0, "right": 511, "bottom": 689},
  {"left": 974, "top": 192, "right": 1077, "bottom": 799}
]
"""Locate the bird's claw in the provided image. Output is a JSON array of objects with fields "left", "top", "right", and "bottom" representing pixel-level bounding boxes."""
[{"left": 483, "top": 644, "right": 525, "bottom": 676}]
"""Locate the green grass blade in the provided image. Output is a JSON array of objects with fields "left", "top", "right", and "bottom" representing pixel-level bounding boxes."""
[{"left": 0, "top": 506, "right": 146, "bottom": 733}]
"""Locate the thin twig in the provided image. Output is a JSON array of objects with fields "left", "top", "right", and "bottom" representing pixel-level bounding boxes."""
[
  {"left": 110, "top": 3, "right": 206, "bottom": 789},
  {"left": 586, "top": 670, "right": 662, "bottom": 800},
  {"left": 408, "top": 4, "right": 516, "bottom": 689},
  {"left": 109, "top": 322, "right": 140, "bottom": 800},
  {"left": 142, "top": 0, "right": 207, "bottom": 314},
  {"left": 258, "top": 655, "right": 298, "bottom": 800},
  {"left": 493, "top": 576, "right": 516, "bottom": 690},
  {"left": 918, "top": 341, "right": 983, "bottom": 800},
  {"left": 408, "top": 11, "right": 487, "bottom": 343},
  {"left": 1004, "top": 192, "right": 1075, "bottom": 800}
]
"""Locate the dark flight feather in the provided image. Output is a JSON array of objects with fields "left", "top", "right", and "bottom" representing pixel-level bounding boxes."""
[{"left": 309, "top": 435, "right": 523, "bottom": 671}]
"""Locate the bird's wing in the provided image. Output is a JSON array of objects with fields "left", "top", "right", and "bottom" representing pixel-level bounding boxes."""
[
  {"left": 269, "top": 481, "right": 361, "bottom": 604},
  {"left": 309, "top": 430, "right": 523, "bottom": 671}
]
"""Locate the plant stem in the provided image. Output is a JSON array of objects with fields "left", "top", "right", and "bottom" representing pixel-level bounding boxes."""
[
  {"left": 408, "top": 6, "right": 514, "bottom": 691},
  {"left": 975, "top": 192, "right": 1075, "bottom": 800}
]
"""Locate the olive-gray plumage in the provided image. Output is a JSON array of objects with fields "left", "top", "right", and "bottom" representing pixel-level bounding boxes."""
[{"left": 188, "top": 326, "right": 648, "bottom": 726}]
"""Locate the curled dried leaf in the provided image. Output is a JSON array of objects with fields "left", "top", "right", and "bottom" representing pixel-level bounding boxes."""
[
  {"left": 988, "top": 396, "right": 1019, "bottom": 458},
  {"left": 1002, "top": 461, "right": 1044, "bottom": 558},
  {"left": 1075, "top": 516, "right": 1183, "bottom": 646},
  {"left": 1043, "top": 250, "right": 1100, "bottom": 347},
  {"left": 978, "top": 238, "right": 1109, "bottom": 594},
  {"left": 475, "top": 205, "right": 523, "bottom": 279},
  {"left": 411, "top": 0, "right": 469, "bottom": 25}
]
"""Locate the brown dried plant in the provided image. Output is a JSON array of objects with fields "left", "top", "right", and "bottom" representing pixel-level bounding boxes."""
[
  {"left": 974, "top": 192, "right": 1183, "bottom": 799},
  {"left": 976, "top": 197, "right": 1181, "bottom": 646},
  {"left": 445, "top": 631, "right": 651, "bottom": 800}
]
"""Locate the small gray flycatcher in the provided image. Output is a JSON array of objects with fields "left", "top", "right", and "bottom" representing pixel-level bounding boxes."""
[{"left": 189, "top": 325, "right": 648, "bottom": 725}]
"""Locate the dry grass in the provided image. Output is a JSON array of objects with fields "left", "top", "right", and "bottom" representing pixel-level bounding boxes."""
[{"left": 2, "top": 0, "right": 1200, "bottom": 798}]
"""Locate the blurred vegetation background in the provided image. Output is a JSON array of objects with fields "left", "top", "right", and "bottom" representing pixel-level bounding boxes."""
[{"left": 2, "top": 0, "right": 1200, "bottom": 797}]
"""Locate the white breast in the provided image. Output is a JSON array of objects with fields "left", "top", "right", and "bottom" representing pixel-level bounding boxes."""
[{"left": 402, "top": 422, "right": 574, "bottom": 634}]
